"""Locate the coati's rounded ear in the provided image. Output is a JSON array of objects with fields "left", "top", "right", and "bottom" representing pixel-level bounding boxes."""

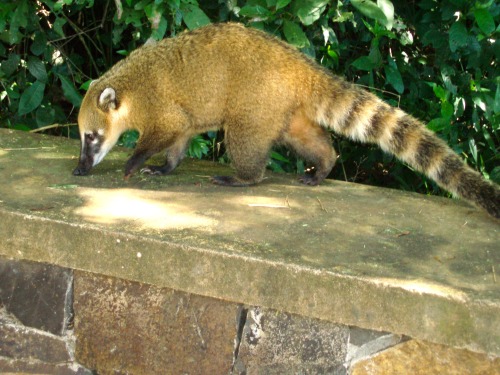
[{"left": 98, "top": 87, "right": 117, "bottom": 111}]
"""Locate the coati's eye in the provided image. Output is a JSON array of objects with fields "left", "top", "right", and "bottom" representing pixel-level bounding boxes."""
[{"left": 84, "top": 132, "right": 98, "bottom": 144}]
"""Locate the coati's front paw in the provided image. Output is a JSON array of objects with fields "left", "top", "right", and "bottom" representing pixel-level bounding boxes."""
[
  {"left": 298, "top": 166, "right": 326, "bottom": 186},
  {"left": 211, "top": 175, "right": 249, "bottom": 187},
  {"left": 299, "top": 174, "right": 321, "bottom": 186}
]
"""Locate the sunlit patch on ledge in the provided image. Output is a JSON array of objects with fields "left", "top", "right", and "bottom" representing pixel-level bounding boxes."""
[
  {"left": 75, "top": 188, "right": 216, "bottom": 231},
  {"left": 372, "top": 278, "right": 468, "bottom": 301}
]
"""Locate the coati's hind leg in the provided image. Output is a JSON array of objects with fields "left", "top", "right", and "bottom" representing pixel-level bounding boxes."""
[
  {"left": 211, "top": 125, "right": 273, "bottom": 186},
  {"left": 282, "top": 109, "right": 336, "bottom": 185}
]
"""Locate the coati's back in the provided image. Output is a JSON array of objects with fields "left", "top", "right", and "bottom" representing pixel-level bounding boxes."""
[
  {"left": 75, "top": 23, "right": 500, "bottom": 218},
  {"left": 89, "top": 24, "right": 322, "bottom": 123}
]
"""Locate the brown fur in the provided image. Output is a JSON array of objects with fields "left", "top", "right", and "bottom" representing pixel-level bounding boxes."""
[{"left": 74, "top": 23, "right": 500, "bottom": 218}]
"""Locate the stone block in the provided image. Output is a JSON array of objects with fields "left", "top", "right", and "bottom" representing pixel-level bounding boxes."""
[
  {"left": 0, "top": 357, "right": 92, "bottom": 375},
  {"left": 0, "top": 256, "right": 73, "bottom": 335},
  {"left": 233, "top": 307, "right": 349, "bottom": 374},
  {"left": 0, "top": 316, "right": 70, "bottom": 363},
  {"left": 0, "top": 307, "right": 91, "bottom": 374},
  {"left": 351, "top": 339, "right": 500, "bottom": 375},
  {"left": 346, "top": 327, "right": 405, "bottom": 367},
  {"left": 74, "top": 271, "right": 239, "bottom": 374}
]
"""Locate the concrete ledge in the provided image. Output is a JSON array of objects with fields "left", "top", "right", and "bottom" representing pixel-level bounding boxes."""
[{"left": 0, "top": 129, "right": 499, "bottom": 356}]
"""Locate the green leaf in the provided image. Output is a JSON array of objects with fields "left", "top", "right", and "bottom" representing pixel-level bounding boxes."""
[
  {"left": 53, "top": 17, "right": 67, "bottom": 38},
  {"left": 351, "top": 0, "right": 392, "bottom": 30},
  {"left": 494, "top": 83, "right": 500, "bottom": 114},
  {"left": 18, "top": 81, "right": 45, "bottom": 116},
  {"left": 188, "top": 135, "right": 209, "bottom": 159},
  {"left": 56, "top": 73, "right": 83, "bottom": 107},
  {"left": 181, "top": 4, "right": 211, "bottom": 30},
  {"left": 440, "top": 101, "right": 454, "bottom": 119},
  {"left": 481, "top": 126, "right": 496, "bottom": 153},
  {"left": 9, "top": 0, "right": 29, "bottom": 44},
  {"left": 239, "top": 5, "right": 272, "bottom": 19},
  {"left": 384, "top": 58, "right": 404, "bottom": 94},
  {"left": 282, "top": 20, "right": 310, "bottom": 48},
  {"left": 474, "top": 8, "right": 495, "bottom": 36},
  {"left": 399, "top": 30, "right": 413, "bottom": 45},
  {"left": 271, "top": 151, "right": 290, "bottom": 163},
  {"left": 27, "top": 56, "right": 48, "bottom": 83},
  {"left": 448, "top": 22, "right": 468, "bottom": 52},
  {"left": 431, "top": 84, "right": 447, "bottom": 101},
  {"left": 292, "top": 0, "right": 329, "bottom": 26},
  {"left": 36, "top": 106, "right": 56, "bottom": 127},
  {"left": 30, "top": 31, "right": 48, "bottom": 56},
  {"left": 1, "top": 54, "right": 20, "bottom": 76},
  {"left": 376, "top": 0, "right": 394, "bottom": 29},
  {"left": 80, "top": 80, "right": 93, "bottom": 91},
  {"left": 490, "top": 166, "right": 500, "bottom": 184},
  {"left": 472, "top": 96, "right": 486, "bottom": 112},
  {"left": 150, "top": 15, "right": 168, "bottom": 40},
  {"left": 351, "top": 56, "right": 376, "bottom": 71},
  {"left": 427, "top": 117, "right": 449, "bottom": 132},
  {"left": 422, "top": 29, "right": 447, "bottom": 49},
  {"left": 468, "top": 137, "right": 478, "bottom": 163},
  {"left": 118, "top": 130, "right": 139, "bottom": 148},
  {"left": 276, "top": 0, "right": 291, "bottom": 10}
]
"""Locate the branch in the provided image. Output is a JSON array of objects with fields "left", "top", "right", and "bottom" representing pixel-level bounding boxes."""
[{"left": 114, "top": 0, "right": 123, "bottom": 20}]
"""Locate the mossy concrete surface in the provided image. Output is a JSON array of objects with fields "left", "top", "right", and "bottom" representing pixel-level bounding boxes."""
[{"left": 0, "top": 128, "right": 498, "bottom": 355}]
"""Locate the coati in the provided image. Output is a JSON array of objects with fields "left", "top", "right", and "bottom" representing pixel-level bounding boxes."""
[{"left": 73, "top": 22, "right": 500, "bottom": 219}]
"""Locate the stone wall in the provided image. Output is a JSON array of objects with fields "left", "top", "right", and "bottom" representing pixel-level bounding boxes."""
[
  {"left": 1, "top": 130, "right": 498, "bottom": 374},
  {"left": 1, "top": 256, "right": 498, "bottom": 375}
]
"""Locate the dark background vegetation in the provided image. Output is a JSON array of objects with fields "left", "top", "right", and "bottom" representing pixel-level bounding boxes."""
[{"left": 0, "top": 0, "right": 498, "bottom": 195}]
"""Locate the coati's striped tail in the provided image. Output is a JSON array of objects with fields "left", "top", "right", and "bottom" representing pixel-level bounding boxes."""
[{"left": 314, "top": 77, "right": 500, "bottom": 218}]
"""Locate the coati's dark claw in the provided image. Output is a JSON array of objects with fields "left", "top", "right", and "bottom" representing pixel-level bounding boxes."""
[
  {"left": 140, "top": 165, "right": 173, "bottom": 176},
  {"left": 140, "top": 167, "right": 156, "bottom": 175}
]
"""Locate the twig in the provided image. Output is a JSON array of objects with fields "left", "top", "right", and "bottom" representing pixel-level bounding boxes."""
[
  {"left": 114, "top": 0, "right": 123, "bottom": 19},
  {"left": 336, "top": 139, "right": 348, "bottom": 182},
  {"left": 61, "top": 13, "right": 101, "bottom": 75},
  {"left": 316, "top": 197, "right": 329, "bottom": 213},
  {"left": 284, "top": 195, "right": 291, "bottom": 209},
  {"left": 395, "top": 231, "right": 410, "bottom": 237},
  {"left": 355, "top": 83, "right": 401, "bottom": 107},
  {"left": 49, "top": 25, "right": 104, "bottom": 44},
  {"left": 2, "top": 147, "right": 56, "bottom": 151},
  {"left": 248, "top": 204, "right": 288, "bottom": 208},
  {"left": 389, "top": 225, "right": 411, "bottom": 237},
  {"left": 29, "top": 123, "right": 77, "bottom": 133}
]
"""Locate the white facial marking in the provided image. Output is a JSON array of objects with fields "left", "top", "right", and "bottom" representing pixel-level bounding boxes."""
[{"left": 92, "top": 142, "right": 112, "bottom": 166}]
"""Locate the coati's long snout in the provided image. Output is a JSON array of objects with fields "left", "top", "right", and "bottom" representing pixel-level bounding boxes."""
[
  {"left": 73, "top": 134, "right": 117, "bottom": 176},
  {"left": 73, "top": 132, "right": 100, "bottom": 175},
  {"left": 74, "top": 23, "right": 500, "bottom": 219},
  {"left": 74, "top": 87, "right": 122, "bottom": 176}
]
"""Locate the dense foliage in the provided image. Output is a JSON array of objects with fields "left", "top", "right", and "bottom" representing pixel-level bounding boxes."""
[{"left": 0, "top": 0, "right": 498, "bottom": 194}]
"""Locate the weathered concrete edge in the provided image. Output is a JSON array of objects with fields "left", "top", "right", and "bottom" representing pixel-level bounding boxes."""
[{"left": 1, "top": 208, "right": 498, "bottom": 356}]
